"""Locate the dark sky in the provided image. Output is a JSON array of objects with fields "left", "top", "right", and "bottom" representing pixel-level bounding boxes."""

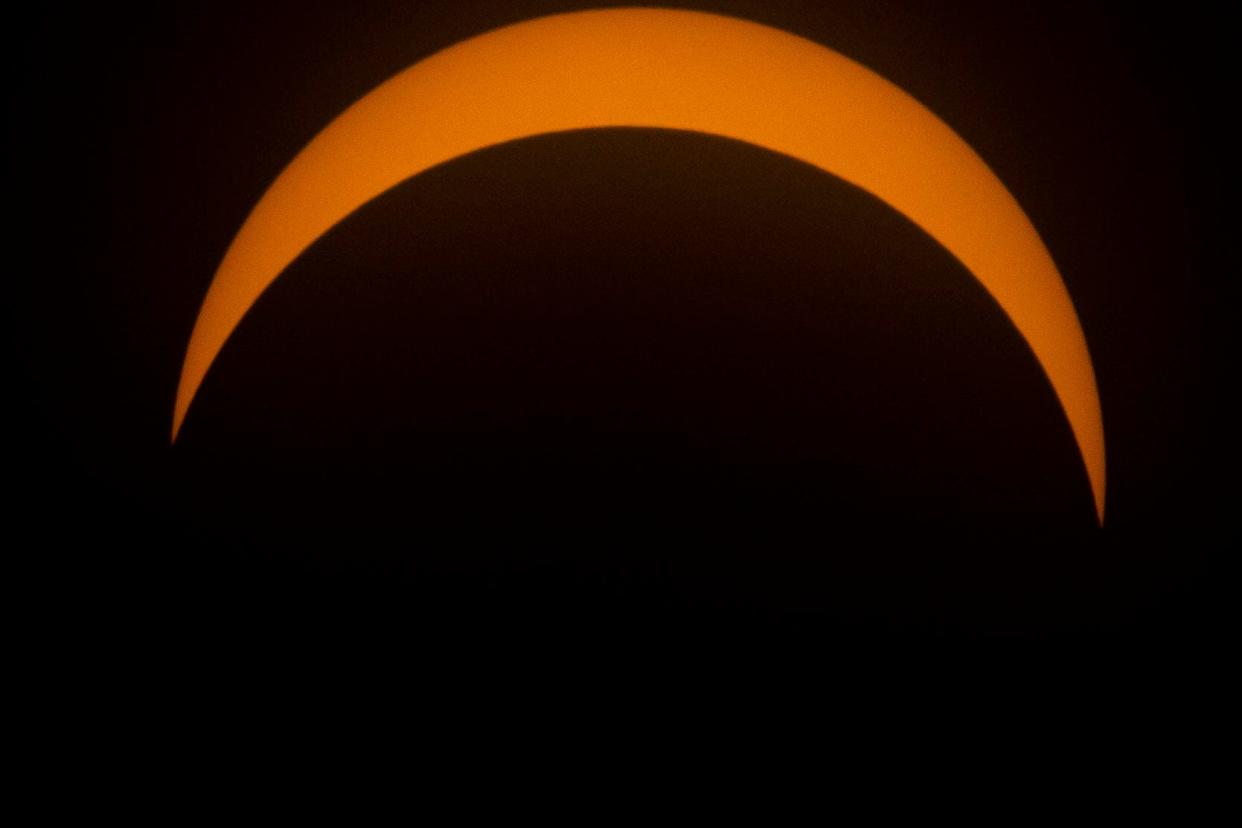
[{"left": 22, "top": 1, "right": 1226, "bottom": 671}]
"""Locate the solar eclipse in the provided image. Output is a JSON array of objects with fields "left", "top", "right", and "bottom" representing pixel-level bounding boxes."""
[{"left": 174, "top": 7, "right": 1106, "bottom": 522}]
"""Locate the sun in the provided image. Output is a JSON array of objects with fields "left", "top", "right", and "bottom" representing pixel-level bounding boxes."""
[{"left": 173, "top": 7, "right": 1105, "bottom": 523}]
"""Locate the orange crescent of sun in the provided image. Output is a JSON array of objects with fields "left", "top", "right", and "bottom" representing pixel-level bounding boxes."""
[{"left": 173, "top": 6, "right": 1106, "bottom": 524}]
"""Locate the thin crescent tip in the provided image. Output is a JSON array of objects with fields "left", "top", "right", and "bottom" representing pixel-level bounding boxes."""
[{"left": 171, "top": 404, "right": 186, "bottom": 445}]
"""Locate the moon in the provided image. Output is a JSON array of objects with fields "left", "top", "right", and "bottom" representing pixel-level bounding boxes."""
[{"left": 173, "top": 7, "right": 1106, "bottom": 523}]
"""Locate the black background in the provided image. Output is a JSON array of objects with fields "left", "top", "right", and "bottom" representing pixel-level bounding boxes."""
[{"left": 23, "top": 1, "right": 1226, "bottom": 682}]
